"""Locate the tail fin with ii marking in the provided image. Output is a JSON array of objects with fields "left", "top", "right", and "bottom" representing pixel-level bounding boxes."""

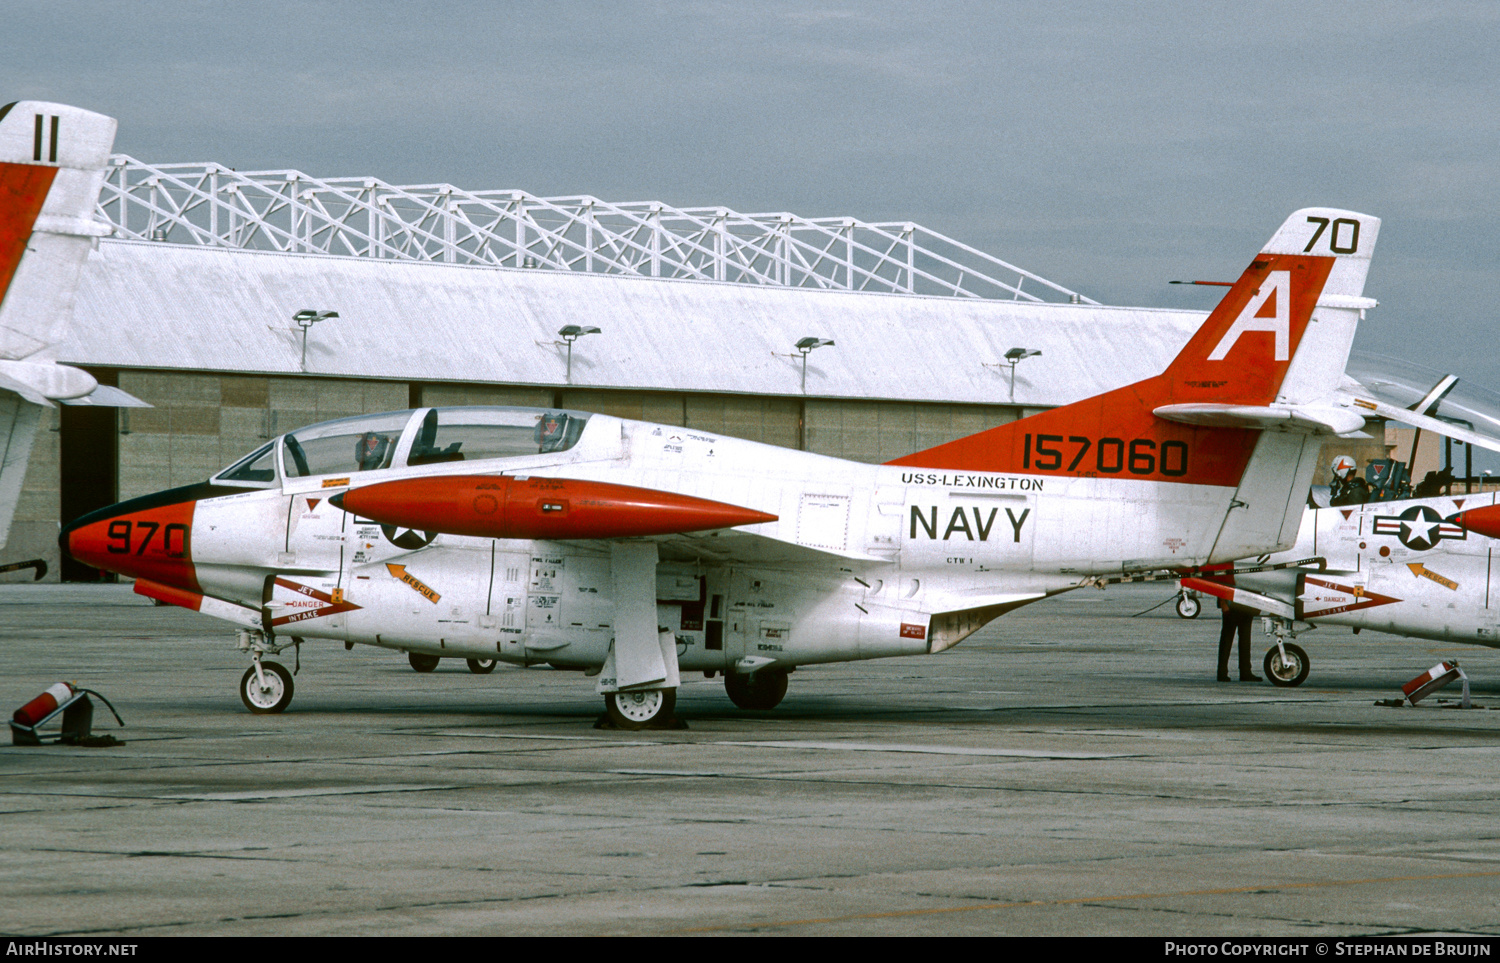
[
  {"left": 888, "top": 208, "right": 1380, "bottom": 566},
  {"left": 0, "top": 101, "right": 119, "bottom": 551}
]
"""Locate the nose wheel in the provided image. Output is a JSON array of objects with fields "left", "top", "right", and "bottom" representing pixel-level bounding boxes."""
[
  {"left": 240, "top": 660, "right": 294, "bottom": 714},
  {"left": 1263, "top": 642, "right": 1310, "bottom": 688},
  {"left": 408, "top": 652, "right": 440, "bottom": 672},
  {"left": 466, "top": 658, "right": 496, "bottom": 674},
  {"left": 1175, "top": 591, "right": 1201, "bottom": 619}
]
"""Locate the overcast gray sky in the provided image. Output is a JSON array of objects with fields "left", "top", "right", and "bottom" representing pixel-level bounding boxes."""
[{"left": 6, "top": 1, "right": 1498, "bottom": 385}]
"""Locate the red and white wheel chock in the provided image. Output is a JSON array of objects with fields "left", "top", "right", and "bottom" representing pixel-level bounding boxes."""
[{"left": 1401, "top": 660, "right": 1471, "bottom": 708}]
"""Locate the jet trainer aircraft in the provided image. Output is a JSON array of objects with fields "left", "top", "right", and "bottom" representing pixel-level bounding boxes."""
[
  {"left": 0, "top": 101, "right": 140, "bottom": 547},
  {"left": 1183, "top": 492, "right": 1500, "bottom": 686},
  {"left": 1177, "top": 357, "right": 1500, "bottom": 686},
  {"left": 64, "top": 207, "right": 1382, "bottom": 727}
]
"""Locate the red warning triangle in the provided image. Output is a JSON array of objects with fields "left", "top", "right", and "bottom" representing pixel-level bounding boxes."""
[
  {"left": 307, "top": 498, "right": 321, "bottom": 511},
  {"left": 1340, "top": 509, "right": 1353, "bottom": 520},
  {"left": 1453, "top": 499, "right": 1465, "bottom": 510}
]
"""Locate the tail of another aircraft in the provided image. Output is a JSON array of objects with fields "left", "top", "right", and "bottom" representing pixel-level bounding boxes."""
[
  {"left": 0, "top": 101, "right": 118, "bottom": 548},
  {"left": 889, "top": 207, "right": 1381, "bottom": 562}
]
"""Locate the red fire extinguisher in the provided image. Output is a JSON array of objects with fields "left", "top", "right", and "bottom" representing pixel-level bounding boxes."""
[{"left": 12, "top": 682, "right": 76, "bottom": 728}]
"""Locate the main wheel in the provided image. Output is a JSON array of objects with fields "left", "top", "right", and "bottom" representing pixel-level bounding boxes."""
[
  {"left": 724, "top": 669, "right": 789, "bottom": 710},
  {"left": 408, "top": 652, "right": 440, "bottom": 673},
  {"left": 240, "top": 661, "right": 294, "bottom": 714},
  {"left": 466, "top": 658, "right": 496, "bottom": 675},
  {"left": 1175, "top": 593, "right": 1201, "bottom": 619},
  {"left": 605, "top": 688, "right": 676, "bottom": 730},
  {"left": 1263, "top": 642, "right": 1310, "bottom": 688}
]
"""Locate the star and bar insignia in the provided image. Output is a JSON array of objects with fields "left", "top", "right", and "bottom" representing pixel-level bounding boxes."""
[{"left": 1371, "top": 505, "right": 1465, "bottom": 552}]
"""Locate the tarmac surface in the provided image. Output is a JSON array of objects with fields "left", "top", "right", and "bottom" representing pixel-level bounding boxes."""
[{"left": 2, "top": 581, "right": 1498, "bottom": 937}]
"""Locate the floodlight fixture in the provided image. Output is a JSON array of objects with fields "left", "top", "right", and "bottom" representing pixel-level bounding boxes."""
[
  {"left": 795, "top": 337, "right": 835, "bottom": 392},
  {"left": 558, "top": 325, "right": 602, "bottom": 383},
  {"left": 1003, "top": 347, "right": 1041, "bottom": 402},
  {"left": 293, "top": 309, "right": 338, "bottom": 371}
]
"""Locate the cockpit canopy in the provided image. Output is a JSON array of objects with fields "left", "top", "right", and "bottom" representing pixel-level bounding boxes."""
[
  {"left": 1348, "top": 351, "right": 1500, "bottom": 440},
  {"left": 213, "top": 407, "right": 592, "bottom": 488}
]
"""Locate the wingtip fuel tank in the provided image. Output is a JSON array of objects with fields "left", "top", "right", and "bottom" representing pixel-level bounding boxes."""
[
  {"left": 331, "top": 474, "right": 777, "bottom": 540},
  {"left": 1453, "top": 504, "right": 1500, "bottom": 540}
]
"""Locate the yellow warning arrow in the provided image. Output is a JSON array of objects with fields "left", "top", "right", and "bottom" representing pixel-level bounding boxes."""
[
  {"left": 1407, "top": 563, "right": 1459, "bottom": 591},
  {"left": 386, "top": 563, "right": 442, "bottom": 603}
]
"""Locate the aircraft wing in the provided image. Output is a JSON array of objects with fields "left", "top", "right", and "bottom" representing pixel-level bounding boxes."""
[{"left": 654, "top": 526, "right": 892, "bottom": 568}]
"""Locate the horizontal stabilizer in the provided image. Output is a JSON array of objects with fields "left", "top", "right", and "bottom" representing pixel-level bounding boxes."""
[
  {"left": 1180, "top": 576, "right": 1295, "bottom": 620},
  {"left": 1153, "top": 403, "right": 1365, "bottom": 435}
]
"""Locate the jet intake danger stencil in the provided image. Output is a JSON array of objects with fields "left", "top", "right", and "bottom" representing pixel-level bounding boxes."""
[
  {"left": 1371, "top": 505, "right": 1465, "bottom": 552},
  {"left": 1297, "top": 576, "right": 1399, "bottom": 619}
]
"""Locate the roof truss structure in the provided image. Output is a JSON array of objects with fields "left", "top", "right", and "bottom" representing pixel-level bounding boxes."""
[{"left": 97, "top": 155, "right": 1097, "bottom": 305}]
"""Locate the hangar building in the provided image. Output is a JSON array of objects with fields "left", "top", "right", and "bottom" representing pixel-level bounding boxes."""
[{"left": 24, "top": 156, "right": 1232, "bottom": 579}]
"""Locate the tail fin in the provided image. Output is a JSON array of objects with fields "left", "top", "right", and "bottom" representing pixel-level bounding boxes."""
[
  {"left": 888, "top": 208, "right": 1380, "bottom": 490},
  {"left": 0, "top": 101, "right": 117, "bottom": 367},
  {"left": 0, "top": 101, "right": 117, "bottom": 553}
]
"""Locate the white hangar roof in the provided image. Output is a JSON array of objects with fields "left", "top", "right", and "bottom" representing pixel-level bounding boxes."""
[{"left": 64, "top": 239, "right": 1203, "bottom": 407}]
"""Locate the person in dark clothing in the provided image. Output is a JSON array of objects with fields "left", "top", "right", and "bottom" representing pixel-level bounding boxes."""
[{"left": 1217, "top": 598, "right": 1262, "bottom": 682}]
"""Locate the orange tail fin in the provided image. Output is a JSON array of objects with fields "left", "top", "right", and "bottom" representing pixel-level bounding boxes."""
[{"left": 888, "top": 208, "right": 1379, "bottom": 487}]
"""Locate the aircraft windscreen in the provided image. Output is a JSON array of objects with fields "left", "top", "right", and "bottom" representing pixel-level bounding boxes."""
[
  {"left": 409, "top": 407, "right": 591, "bottom": 465},
  {"left": 283, "top": 411, "right": 414, "bottom": 478},
  {"left": 215, "top": 441, "right": 277, "bottom": 486},
  {"left": 1348, "top": 351, "right": 1500, "bottom": 439}
]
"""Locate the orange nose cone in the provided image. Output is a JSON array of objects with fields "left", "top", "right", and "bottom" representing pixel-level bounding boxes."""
[
  {"left": 61, "top": 487, "right": 201, "bottom": 590},
  {"left": 1455, "top": 504, "right": 1500, "bottom": 540},
  {"left": 338, "top": 475, "right": 777, "bottom": 540}
]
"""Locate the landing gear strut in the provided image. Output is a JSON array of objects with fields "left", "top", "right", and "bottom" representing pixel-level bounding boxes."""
[{"left": 1175, "top": 590, "right": 1201, "bottom": 619}]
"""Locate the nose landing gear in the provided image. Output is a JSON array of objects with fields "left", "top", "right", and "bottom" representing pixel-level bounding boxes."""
[
  {"left": 1260, "top": 617, "right": 1311, "bottom": 688},
  {"left": 236, "top": 629, "right": 299, "bottom": 713}
]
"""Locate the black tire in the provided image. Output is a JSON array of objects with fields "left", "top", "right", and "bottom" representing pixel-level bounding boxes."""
[
  {"left": 604, "top": 688, "right": 676, "bottom": 730},
  {"left": 466, "top": 658, "right": 496, "bottom": 675},
  {"left": 1263, "top": 642, "right": 1310, "bottom": 688},
  {"left": 408, "top": 652, "right": 440, "bottom": 673},
  {"left": 240, "top": 661, "right": 294, "bottom": 714},
  {"left": 1175, "top": 594, "right": 1201, "bottom": 619},
  {"left": 724, "top": 669, "right": 789, "bottom": 710}
]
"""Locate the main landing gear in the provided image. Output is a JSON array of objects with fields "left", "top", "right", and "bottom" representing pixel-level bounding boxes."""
[
  {"left": 406, "top": 653, "right": 495, "bottom": 673},
  {"left": 724, "top": 669, "right": 789, "bottom": 710},
  {"left": 604, "top": 688, "right": 678, "bottom": 730}
]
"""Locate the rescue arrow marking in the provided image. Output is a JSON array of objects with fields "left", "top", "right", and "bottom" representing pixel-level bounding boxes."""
[
  {"left": 1407, "top": 562, "right": 1459, "bottom": 591},
  {"left": 386, "top": 563, "right": 441, "bottom": 603}
]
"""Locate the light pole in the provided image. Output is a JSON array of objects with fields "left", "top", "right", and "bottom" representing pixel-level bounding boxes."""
[
  {"left": 293, "top": 310, "right": 338, "bottom": 371},
  {"left": 1003, "top": 347, "right": 1041, "bottom": 402},
  {"left": 795, "top": 337, "right": 834, "bottom": 393},
  {"left": 558, "top": 325, "right": 601, "bottom": 384}
]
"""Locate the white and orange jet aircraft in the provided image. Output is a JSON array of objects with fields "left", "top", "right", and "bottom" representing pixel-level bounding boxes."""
[
  {"left": 0, "top": 101, "right": 139, "bottom": 548},
  {"left": 1182, "top": 493, "right": 1500, "bottom": 687},
  {"left": 64, "top": 207, "right": 1383, "bottom": 728}
]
